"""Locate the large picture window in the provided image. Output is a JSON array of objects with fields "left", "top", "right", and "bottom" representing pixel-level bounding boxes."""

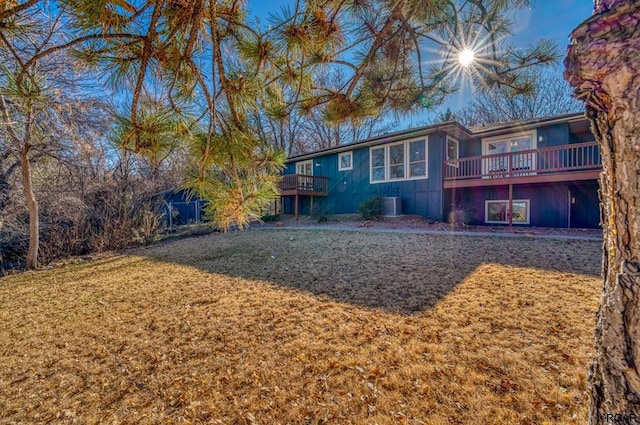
[
  {"left": 369, "top": 138, "right": 427, "bottom": 183},
  {"left": 485, "top": 199, "right": 530, "bottom": 224}
]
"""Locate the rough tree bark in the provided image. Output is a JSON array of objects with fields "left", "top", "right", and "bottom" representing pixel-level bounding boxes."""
[{"left": 564, "top": 0, "right": 640, "bottom": 422}]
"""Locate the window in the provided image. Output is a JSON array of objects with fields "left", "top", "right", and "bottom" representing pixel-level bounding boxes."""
[
  {"left": 296, "top": 160, "right": 313, "bottom": 176},
  {"left": 338, "top": 151, "right": 353, "bottom": 171},
  {"left": 409, "top": 140, "right": 426, "bottom": 177},
  {"left": 369, "top": 138, "right": 427, "bottom": 183},
  {"left": 295, "top": 160, "right": 313, "bottom": 190},
  {"left": 389, "top": 143, "right": 405, "bottom": 180},
  {"left": 485, "top": 199, "right": 530, "bottom": 224},
  {"left": 446, "top": 136, "right": 459, "bottom": 164},
  {"left": 482, "top": 131, "right": 536, "bottom": 175},
  {"left": 371, "top": 147, "right": 386, "bottom": 182}
]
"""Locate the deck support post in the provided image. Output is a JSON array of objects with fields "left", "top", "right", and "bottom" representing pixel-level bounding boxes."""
[
  {"left": 294, "top": 194, "right": 299, "bottom": 221},
  {"left": 451, "top": 187, "right": 456, "bottom": 210},
  {"left": 567, "top": 190, "right": 572, "bottom": 229},
  {"left": 310, "top": 196, "right": 314, "bottom": 216},
  {"left": 508, "top": 184, "right": 513, "bottom": 229}
]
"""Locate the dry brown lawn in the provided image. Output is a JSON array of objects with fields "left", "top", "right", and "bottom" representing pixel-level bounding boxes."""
[{"left": 0, "top": 230, "right": 601, "bottom": 424}]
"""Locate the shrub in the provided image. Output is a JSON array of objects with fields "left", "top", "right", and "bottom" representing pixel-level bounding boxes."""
[
  {"left": 260, "top": 213, "right": 280, "bottom": 223},
  {"left": 312, "top": 202, "right": 333, "bottom": 224},
  {"left": 448, "top": 202, "right": 476, "bottom": 227},
  {"left": 359, "top": 196, "right": 382, "bottom": 220},
  {"left": 133, "top": 209, "right": 165, "bottom": 246}
]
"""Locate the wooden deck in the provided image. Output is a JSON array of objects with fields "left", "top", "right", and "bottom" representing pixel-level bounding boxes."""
[
  {"left": 443, "top": 141, "right": 601, "bottom": 188},
  {"left": 279, "top": 174, "right": 329, "bottom": 196},
  {"left": 279, "top": 174, "right": 329, "bottom": 220}
]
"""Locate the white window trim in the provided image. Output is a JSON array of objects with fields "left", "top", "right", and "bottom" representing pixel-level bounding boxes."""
[
  {"left": 296, "top": 159, "right": 313, "bottom": 176},
  {"left": 338, "top": 151, "right": 353, "bottom": 171},
  {"left": 446, "top": 136, "right": 459, "bottom": 168},
  {"left": 388, "top": 141, "right": 407, "bottom": 181},
  {"left": 370, "top": 146, "right": 386, "bottom": 182},
  {"left": 481, "top": 130, "right": 537, "bottom": 155},
  {"left": 481, "top": 130, "right": 537, "bottom": 177},
  {"left": 369, "top": 136, "right": 428, "bottom": 184},
  {"left": 408, "top": 139, "right": 428, "bottom": 179},
  {"left": 446, "top": 136, "right": 459, "bottom": 160},
  {"left": 485, "top": 199, "right": 531, "bottom": 225}
]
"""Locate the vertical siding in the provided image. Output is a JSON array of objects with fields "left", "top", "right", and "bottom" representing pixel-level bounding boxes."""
[
  {"left": 455, "top": 181, "right": 599, "bottom": 228},
  {"left": 571, "top": 131, "right": 596, "bottom": 143},
  {"left": 281, "top": 133, "right": 447, "bottom": 220},
  {"left": 537, "top": 123, "right": 569, "bottom": 148},
  {"left": 460, "top": 137, "right": 482, "bottom": 158},
  {"left": 284, "top": 163, "right": 296, "bottom": 174},
  {"left": 569, "top": 181, "right": 600, "bottom": 228}
]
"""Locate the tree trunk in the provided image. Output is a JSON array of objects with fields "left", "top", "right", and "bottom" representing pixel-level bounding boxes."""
[
  {"left": 564, "top": 1, "right": 640, "bottom": 422},
  {"left": 20, "top": 146, "right": 39, "bottom": 270}
]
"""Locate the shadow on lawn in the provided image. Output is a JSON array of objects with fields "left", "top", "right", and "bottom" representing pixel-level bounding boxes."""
[{"left": 140, "top": 229, "right": 602, "bottom": 315}]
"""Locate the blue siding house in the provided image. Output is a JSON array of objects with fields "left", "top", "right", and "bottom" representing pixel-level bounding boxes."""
[{"left": 280, "top": 113, "right": 601, "bottom": 229}]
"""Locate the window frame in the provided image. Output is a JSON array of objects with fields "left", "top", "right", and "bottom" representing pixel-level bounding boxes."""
[
  {"left": 338, "top": 151, "right": 353, "bottom": 171},
  {"left": 446, "top": 136, "right": 459, "bottom": 164},
  {"left": 481, "top": 130, "right": 537, "bottom": 176},
  {"left": 388, "top": 141, "right": 406, "bottom": 181},
  {"left": 481, "top": 130, "right": 537, "bottom": 156},
  {"left": 408, "top": 139, "right": 427, "bottom": 178},
  {"left": 485, "top": 199, "right": 530, "bottom": 225},
  {"left": 370, "top": 147, "right": 386, "bottom": 182},
  {"left": 369, "top": 137, "right": 428, "bottom": 184},
  {"left": 295, "top": 159, "right": 313, "bottom": 176}
]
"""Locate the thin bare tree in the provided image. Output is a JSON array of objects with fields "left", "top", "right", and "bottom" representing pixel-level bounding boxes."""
[{"left": 453, "top": 67, "right": 583, "bottom": 126}]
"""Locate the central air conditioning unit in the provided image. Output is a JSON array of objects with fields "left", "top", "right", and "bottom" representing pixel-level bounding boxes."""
[{"left": 382, "top": 197, "right": 402, "bottom": 217}]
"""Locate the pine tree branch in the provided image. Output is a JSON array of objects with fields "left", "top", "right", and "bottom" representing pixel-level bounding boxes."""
[
  {"left": 16, "top": 33, "right": 144, "bottom": 88},
  {"left": 130, "top": 1, "right": 164, "bottom": 143},
  {"left": 0, "top": 0, "right": 39, "bottom": 21}
]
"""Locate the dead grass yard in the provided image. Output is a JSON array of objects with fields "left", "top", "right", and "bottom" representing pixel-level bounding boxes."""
[{"left": 0, "top": 229, "right": 601, "bottom": 424}]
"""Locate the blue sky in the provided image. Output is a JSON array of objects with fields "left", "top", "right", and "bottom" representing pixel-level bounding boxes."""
[
  {"left": 438, "top": 0, "right": 594, "bottom": 120},
  {"left": 248, "top": 0, "right": 594, "bottom": 124}
]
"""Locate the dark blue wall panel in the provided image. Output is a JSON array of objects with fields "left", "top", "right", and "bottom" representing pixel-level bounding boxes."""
[
  {"left": 538, "top": 123, "right": 568, "bottom": 148},
  {"left": 451, "top": 181, "right": 599, "bottom": 228},
  {"left": 282, "top": 133, "right": 445, "bottom": 219}
]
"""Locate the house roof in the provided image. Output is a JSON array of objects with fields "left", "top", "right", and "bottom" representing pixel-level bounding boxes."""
[
  {"left": 285, "top": 120, "right": 472, "bottom": 162},
  {"left": 468, "top": 112, "right": 587, "bottom": 137},
  {"left": 285, "top": 112, "right": 588, "bottom": 163}
]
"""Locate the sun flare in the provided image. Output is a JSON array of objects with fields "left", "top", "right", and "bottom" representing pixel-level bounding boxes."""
[{"left": 458, "top": 48, "right": 475, "bottom": 67}]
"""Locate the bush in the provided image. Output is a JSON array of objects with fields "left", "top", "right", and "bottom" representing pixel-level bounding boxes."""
[
  {"left": 311, "top": 203, "right": 333, "bottom": 224},
  {"left": 260, "top": 213, "right": 280, "bottom": 223},
  {"left": 133, "top": 209, "right": 165, "bottom": 246},
  {"left": 448, "top": 202, "right": 476, "bottom": 227},
  {"left": 359, "top": 196, "right": 382, "bottom": 220}
]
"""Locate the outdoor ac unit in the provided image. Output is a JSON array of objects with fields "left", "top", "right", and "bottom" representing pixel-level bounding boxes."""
[{"left": 382, "top": 197, "right": 402, "bottom": 217}]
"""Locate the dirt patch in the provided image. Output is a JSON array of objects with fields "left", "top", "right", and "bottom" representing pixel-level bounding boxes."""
[
  {"left": 266, "top": 214, "right": 603, "bottom": 238},
  {"left": 0, "top": 230, "right": 601, "bottom": 424}
]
